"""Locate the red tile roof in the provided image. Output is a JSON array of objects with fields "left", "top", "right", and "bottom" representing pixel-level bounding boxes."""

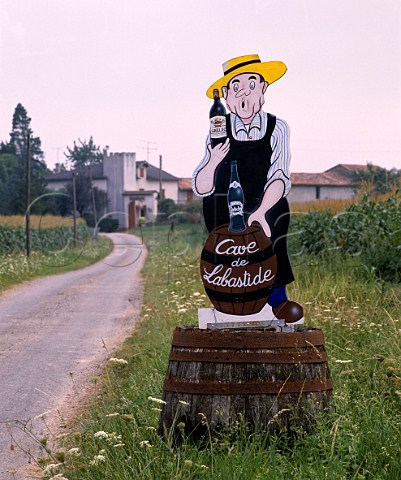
[
  {"left": 178, "top": 178, "right": 193, "bottom": 190},
  {"left": 181, "top": 164, "right": 380, "bottom": 190},
  {"left": 290, "top": 172, "right": 354, "bottom": 186},
  {"left": 291, "top": 164, "right": 381, "bottom": 186}
]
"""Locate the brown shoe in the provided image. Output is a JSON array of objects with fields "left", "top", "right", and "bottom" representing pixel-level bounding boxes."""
[{"left": 272, "top": 301, "right": 304, "bottom": 324}]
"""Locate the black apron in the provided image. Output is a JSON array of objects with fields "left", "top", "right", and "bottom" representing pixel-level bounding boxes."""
[{"left": 203, "top": 113, "right": 294, "bottom": 286}]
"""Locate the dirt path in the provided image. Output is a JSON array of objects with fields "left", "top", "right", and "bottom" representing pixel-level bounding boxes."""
[{"left": 0, "top": 233, "right": 146, "bottom": 479}]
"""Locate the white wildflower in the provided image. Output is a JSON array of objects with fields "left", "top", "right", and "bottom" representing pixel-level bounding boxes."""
[
  {"left": 140, "top": 440, "right": 153, "bottom": 448},
  {"left": 89, "top": 454, "right": 106, "bottom": 466},
  {"left": 335, "top": 359, "right": 353, "bottom": 364},
  {"left": 108, "top": 358, "right": 128, "bottom": 365},
  {"left": 67, "top": 447, "right": 80, "bottom": 457},
  {"left": 94, "top": 431, "right": 109, "bottom": 439},
  {"left": 49, "top": 475, "right": 70, "bottom": 480},
  {"left": 178, "top": 400, "right": 189, "bottom": 406},
  {"left": 105, "top": 413, "right": 120, "bottom": 417},
  {"left": 148, "top": 396, "right": 166, "bottom": 405},
  {"left": 114, "top": 443, "right": 125, "bottom": 448},
  {"left": 43, "top": 464, "right": 63, "bottom": 475}
]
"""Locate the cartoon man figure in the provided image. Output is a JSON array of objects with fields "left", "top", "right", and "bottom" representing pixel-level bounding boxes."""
[{"left": 192, "top": 54, "right": 303, "bottom": 323}]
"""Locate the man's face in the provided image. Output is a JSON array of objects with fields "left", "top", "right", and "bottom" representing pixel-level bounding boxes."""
[{"left": 223, "top": 73, "right": 267, "bottom": 123}]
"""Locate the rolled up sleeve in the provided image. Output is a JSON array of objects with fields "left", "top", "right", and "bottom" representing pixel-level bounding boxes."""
[{"left": 265, "top": 118, "right": 291, "bottom": 197}]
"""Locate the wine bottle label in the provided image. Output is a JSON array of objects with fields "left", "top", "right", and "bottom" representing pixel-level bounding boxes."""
[
  {"left": 229, "top": 181, "right": 240, "bottom": 189},
  {"left": 210, "top": 116, "right": 227, "bottom": 138},
  {"left": 229, "top": 200, "right": 244, "bottom": 217}
]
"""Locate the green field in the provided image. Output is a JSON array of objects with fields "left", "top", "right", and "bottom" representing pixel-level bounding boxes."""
[{"left": 38, "top": 215, "right": 401, "bottom": 480}]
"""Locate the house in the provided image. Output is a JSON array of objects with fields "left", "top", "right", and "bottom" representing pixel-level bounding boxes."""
[
  {"left": 136, "top": 160, "right": 179, "bottom": 202},
  {"left": 46, "top": 156, "right": 377, "bottom": 228},
  {"left": 177, "top": 178, "right": 195, "bottom": 204},
  {"left": 287, "top": 164, "right": 373, "bottom": 203},
  {"left": 46, "top": 152, "right": 179, "bottom": 229}
]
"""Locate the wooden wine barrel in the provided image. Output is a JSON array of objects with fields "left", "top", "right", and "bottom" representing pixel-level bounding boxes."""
[
  {"left": 158, "top": 326, "right": 333, "bottom": 440},
  {"left": 200, "top": 224, "right": 277, "bottom": 315}
]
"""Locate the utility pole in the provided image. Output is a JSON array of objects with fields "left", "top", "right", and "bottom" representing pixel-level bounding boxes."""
[
  {"left": 89, "top": 165, "right": 97, "bottom": 237},
  {"left": 72, "top": 172, "right": 77, "bottom": 248},
  {"left": 25, "top": 134, "right": 31, "bottom": 258},
  {"left": 159, "top": 154, "right": 163, "bottom": 201}
]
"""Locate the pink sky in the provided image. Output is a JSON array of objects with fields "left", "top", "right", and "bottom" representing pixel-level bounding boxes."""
[{"left": 1, "top": 0, "right": 400, "bottom": 178}]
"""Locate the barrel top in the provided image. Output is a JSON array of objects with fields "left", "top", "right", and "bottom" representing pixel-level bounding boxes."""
[
  {"left": 212, "top": 223, "right": 272, "bottom": 243},
  {"left": 173, "top": 326, "right": 326, "bottom": 348}
]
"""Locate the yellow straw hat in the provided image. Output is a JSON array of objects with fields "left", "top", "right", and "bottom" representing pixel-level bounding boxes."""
[{"left": 206, "top": 54, "right": 287, "bottom": 99}]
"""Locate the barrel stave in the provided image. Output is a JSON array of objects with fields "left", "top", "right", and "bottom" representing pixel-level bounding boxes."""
[{"left": 159, "top": 327, "right": 333, "bottom": 440}]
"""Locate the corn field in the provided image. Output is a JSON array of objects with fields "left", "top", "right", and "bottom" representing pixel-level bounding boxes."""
[
  {"left": 0, "top": 216, "right": 89, "bottom": 254},
  {"left": 289, "top": 193, "right": 401, "bottom": 282}
]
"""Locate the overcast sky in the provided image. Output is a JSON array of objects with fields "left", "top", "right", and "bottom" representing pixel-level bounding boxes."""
[{"left": 1, "top": 0, "right": 400, "bottom": 178}]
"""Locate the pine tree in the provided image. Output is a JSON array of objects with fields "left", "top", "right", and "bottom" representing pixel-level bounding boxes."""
[{"left": 0, "top": 103, "right": 49, "bottom": 214}]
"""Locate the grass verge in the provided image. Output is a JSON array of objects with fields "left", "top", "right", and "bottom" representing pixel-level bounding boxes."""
[
  {"left": 39, "top": 224, "right": 401, "bottom": 480},
  {"left": 0, "top": 234, "right": 113, "bottom": 293}
]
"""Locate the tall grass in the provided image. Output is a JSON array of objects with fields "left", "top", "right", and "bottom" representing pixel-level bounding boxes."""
[
  {"left": 40, "top": 223, "right": 401, "bottom": 480},
  {"left": 291, "top": 189, "right": 400, "bottom": 213},
  {"left": 290, "top": 193, "right": 401, "bottom": 283}
]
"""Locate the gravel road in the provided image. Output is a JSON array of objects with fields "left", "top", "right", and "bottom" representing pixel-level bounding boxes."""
[{"left": 0, "top": 233, "right": 146, "bottom": 479}]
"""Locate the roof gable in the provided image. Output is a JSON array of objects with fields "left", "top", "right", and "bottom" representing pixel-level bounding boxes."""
[{"left": 137, "top": 161, "right": 179, "bottom": 182}]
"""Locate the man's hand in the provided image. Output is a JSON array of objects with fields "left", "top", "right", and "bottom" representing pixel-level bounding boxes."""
[
  {"left": 195, "top": 138, "right": 230, "bottom": 195},
  {"left": 248, "top": 209, "right": 271, "bottom": 238},
  {"left": 207, "top": 137, "right": 230, "bottom": 166}
]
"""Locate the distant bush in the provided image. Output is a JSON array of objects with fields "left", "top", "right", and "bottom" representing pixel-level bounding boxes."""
[
  {"left": 290, "top": 194, "right": 401, "bottom": 283},
  {"left": 98, "top": 217, "right": 119, "bottom": 232}
]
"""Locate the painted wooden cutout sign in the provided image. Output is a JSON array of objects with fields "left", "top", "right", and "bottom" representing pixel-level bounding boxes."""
[{"left": 192, "top": 54, "right": 304, "bottom": 327}]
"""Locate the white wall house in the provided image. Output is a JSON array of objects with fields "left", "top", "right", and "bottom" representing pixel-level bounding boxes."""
[
  {"left": 46, "top": 152, "right": 179, "bottom": 229},
  {"left": 287, "top": 164, "right": 371, "bottom": 203},
  {"left": 46, "top": 159, "right": 372, "bottom": 229}
]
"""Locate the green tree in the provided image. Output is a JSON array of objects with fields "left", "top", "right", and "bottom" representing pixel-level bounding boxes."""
[
  {"left": 53, "top": 162, "right": 67, "bottom": 173},
  {"left": 0, "top": 153, "right": 18, "bottom": 214},
  {"left": 0, "top": 103, "right": 49, "bottom": 214},
  {"left": 356, "top": 164, "right": 401, "bottom": 195},
  {"left": 65, "top": 136, "right": 104, "bottom": 169},
  {"left": 58, "top": 170, "right": 109, "bottom": 218}
]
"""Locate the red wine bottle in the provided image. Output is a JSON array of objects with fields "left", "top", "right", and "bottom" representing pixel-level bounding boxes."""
[{"left": 209, "top": 88, "right": 227, "bottom": 148}]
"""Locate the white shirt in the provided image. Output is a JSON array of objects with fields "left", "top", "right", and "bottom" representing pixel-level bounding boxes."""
[{"left": 192, "top": 111, "right": 291, "bottom": 197}]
